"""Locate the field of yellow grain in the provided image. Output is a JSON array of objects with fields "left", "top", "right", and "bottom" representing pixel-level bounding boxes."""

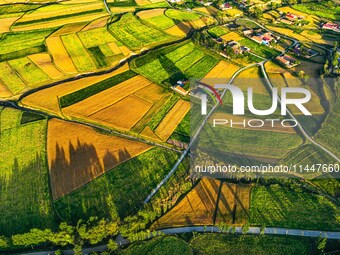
[
  {"left": 28, "top": 53, "right": 64, "bottom": 80},
  {"left": 135, "top": 0, "right": 151, "bottom": 5},
  {"left": 152, "top": 178, "right": 252, "bottom": 228},
  {"left": 46, "top": 37, "right": 77, "bottom": 74},
  {"left": 140, "top": 126, "right": 162, "bottom": 141},
  {"left": 89, "top": 95, "right": 153, "bottom": 131},
  {"left": 20, "top": 63, "right": 129, "bottom": 115},
  {"left": 155, "top": 99, "right": 190, "bottom": 141},
  {"left": 192, "top": 7, "right": 210, "bottom": 15},
  {"left": 108, "top": 42, "right": 122, "bottom": 55},
  {"left": 165, "top": 23, "right": 191, "bottom": 37},
  {"left": 0, "top": 82, "right": 12, "bottom": 98},
  {"left": 221, "top": 31, "right": 243, "bottom": 42},
  {"left": 0, "top": 16, "right": 19, "bottom": 33},
  {"left": 63, "top": 75, "right": 152, "bottom": 117},
  {"left": 48, "top": 118, "right": 152, "bottom": 199},
  {"left": 234, "top": 66, "right": 268, "bottom": 94},
  {"left": 201, "top": 60, "right": 240, "bottom": 85},
  {"left": 51, "top": 23, "right": 88, "bottom": 37},
  {"left": 264, "top": 60, "right": 285, "bottom": 73},
  {"left": 133, "top": 83, "right": 165, "bottom": 103},
  {"left": 137, "top": 8, "right": 165, "bottom": 19}
]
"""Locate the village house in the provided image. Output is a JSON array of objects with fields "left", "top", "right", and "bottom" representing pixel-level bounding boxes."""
[
  {"left": 322, "top": 22, "right": 340, "bottom": 32},
  {"left": 220, "top": 2, "right": 233, "bottom": 10},
  {"left": 275, "top": 54, "right": 299, "bottom": 68}
]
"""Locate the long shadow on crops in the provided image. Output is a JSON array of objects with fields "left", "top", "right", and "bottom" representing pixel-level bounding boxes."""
[
  {"left": 158, "top": 53, "right": 187, "bottom": 85},
  {"left": 0, "top": 154, "right": 57, "bottom": 236}
]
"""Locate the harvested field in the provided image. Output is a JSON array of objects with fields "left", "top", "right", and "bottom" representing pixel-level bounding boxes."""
[
  {"left": 28, "top": 53, "right": 64, "bottom": 80},
  {"left": 61, "top": 34, "right": 97, "bottom": 72},
  {"left": 152, "top": 178, "right": 252, "bottom": 228},
  {"left": 165, "top": 23, "right": 191, "bottom": 37},
  {"left": 155, "top": 99, "right": 190, "bottom": 141},
  {"left": 209, "top": 113, "right": 296, "bottom": 134},
  {"left": 0, "top": 61, "right": 27, "bottom": 95},
  {"left": 137, "top": 8, "right": 165, "bottom": 19},
  {"left": 46, "top": 37, "right": 77, "bottom": 74},
  {"left": 89, "top": 95, "right": 153, "bottom": 131},
  {"left": 48, "top": 118, "right": 152, "bottom": 200},
  {"left": 21, "top": 63, "right": 129, "bottom": 115},
  {"left": 8, "top": 57, "right": 50, "bottom": 87},
  {"left": 63, "top": 75, "right": 152, "bottom": 117}
]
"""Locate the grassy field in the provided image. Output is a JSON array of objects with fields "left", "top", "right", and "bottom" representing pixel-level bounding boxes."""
[
  {"left": 144, "top": 14, "right": 177, "bottom": 30},
  {"left": 120, "top": 236, "right": 193, "bottom": 255},
  {"left": 239, "top": 37, "right": 279, "bottom": 59},
  {"left": 200, "top": 124, "right": 303, "bottom": 159},
  {"left": 292, "top": 2, "right": 340, "bottom": 21},
  {"left": 0, "top": 108, "right": 56, "bottom": 235},
  {"left": 131, "top": 41, "right": 219, "bottom": 85},
  {"left": 77, "top": 27, "right": 117, "bottom": 48},
  {"left": 315, "top": 96, "right": 340, "bottom": 158},
  {"left": 190, "top": 234, "right": 313, "bottom": 255},
  {"left": 54, "top": 147, "right": 181, "bottom": 222},
  {"left": 250, "top": 183, "right": 339, "bottom": 231},
  {"left": 109, "top": 13, "right": 175, "bottom": 50},
  {"left": 208, "top": 26, "right": 229, "bottom": 38},
  {"left": 47, "top": 118, "right": 151, "bottom": 199},
  {"left": 165, "top": 9, "right": 201, "bottom": 22},
  {"left": 152, "top": 178, "right": 252, "bottom": 228}
]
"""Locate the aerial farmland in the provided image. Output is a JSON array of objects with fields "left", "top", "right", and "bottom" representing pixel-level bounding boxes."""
[{"left": 0, "top": 0, "right": 339, "bottom": 254}]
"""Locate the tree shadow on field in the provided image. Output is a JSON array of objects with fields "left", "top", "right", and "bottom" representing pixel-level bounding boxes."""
[
  {"left": 158, "top": 53, "right": 187, "bottom": 85},
  {"left": 50, "top": 139, "right": 132, "bottom": 200},
  {"left": 0, "top": 154, "right": 56, "bottom": 236}
]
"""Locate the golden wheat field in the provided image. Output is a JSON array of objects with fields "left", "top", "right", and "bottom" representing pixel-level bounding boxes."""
[
  {"left": 133, "top": 83, "right": 165, "bottom": 103},
  {"left": 51, "top": 23, "right": 88, "bottom": 37},
  {"left": 89, "top": 95, "right": 153, "bottom": 131},
  {"left": 140, "top": 126, "right": 162, "bottom": 141},
  {"left": 28, "top": 53, "right": 64, "bottom": 80},
  {"left": 137, "top": 8, "right": 165, "bottom": 19},
  {"left": 63, "top": 75, "right": 152, "bottom": 117},
  {"left": 20, "top": 63, "right": 129, "bottom": 115},
  {"left": 264, "top": 61, "right": 285, "bottom": 74},
  {"left": 200, "top": 60, "right": 240, "bottom": 86},
  {"left": 108, "top": 42, "right": 122, "bottom": 55},
  {"left": 152, "top": 178, "right": 252, "bottom": 228},
  {"left": 234, "top": 66, "right": 269, "bottom": 94},
  {"left": 0, "top": 82, "right": 12, "bottom": 98},
  {"left": 155, "top": 99, "right": 190, "bottom": 141},
  {"left": 0, "top": 16, "right": 19, "bottom": 33},
  {"left": 48, "top": 118, "right": 152, "bottom": 200},
  {"left": 215, "top": 183, "right": 252, "bottom": 225},
  {"left": 165, "top": 23, "right": 191, "bottom": 37},
  {"left": 46, "top": 37, "right": 77, "bottom": 74},
  {"left": 221, "top": 32, "right": 243, "bottom": 42}
]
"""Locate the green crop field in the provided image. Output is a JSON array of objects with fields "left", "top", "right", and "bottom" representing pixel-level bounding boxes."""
[
  {"left": 315, "top": 97, "right": 340, "bottom": 159},
  {"left": 165, "top": 9, "right": 201, "bottom": 21},
  {"left": 54, "top": 148, "right": 181, "bottom": 222},
  {"left": 0, "top": 61, "right": 27, "bottom": 95},
  {"left": 109, "top": 13, "right": 175, "bottom": 50},
  {"left": 8, "top": 57, "right": 50, "bottom": 86},
  {"left": 190, "top": 234, "right": 313, "bottom": 255},
  {"left": 0, "top": 108, "right": 56, "bottom": 236},
  {"left": 208, "top": 26, "right": 229, "bottom": 37},
  {"left": 239, "top": 38, "right": 279, "bottom": 59},
  {"left": 292, "top": 3, "right": 340, "bottom": 20},
  {"left": 131, "top": 41, "right": 219, "bottom": 84},
  {"left": 0, "top": 29, "right": 54, "bottom": 55},
  {"left": 78, "top": 27, "right": 116, "bottom": 48},
  {"left": 119, "top": 236, "right": 193, "bottom": 255},
  {"left": 144, "top": 15, "right": 177, "bottom": 30},
  {"left": 200, "top": 124, "right": 303, "bottom": 159},
  {"left": 250, "top": 183, "right": 339, "bottom": 231},
  {"left": 61, "top": 34, "right": 97, "bottom": 72}
]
